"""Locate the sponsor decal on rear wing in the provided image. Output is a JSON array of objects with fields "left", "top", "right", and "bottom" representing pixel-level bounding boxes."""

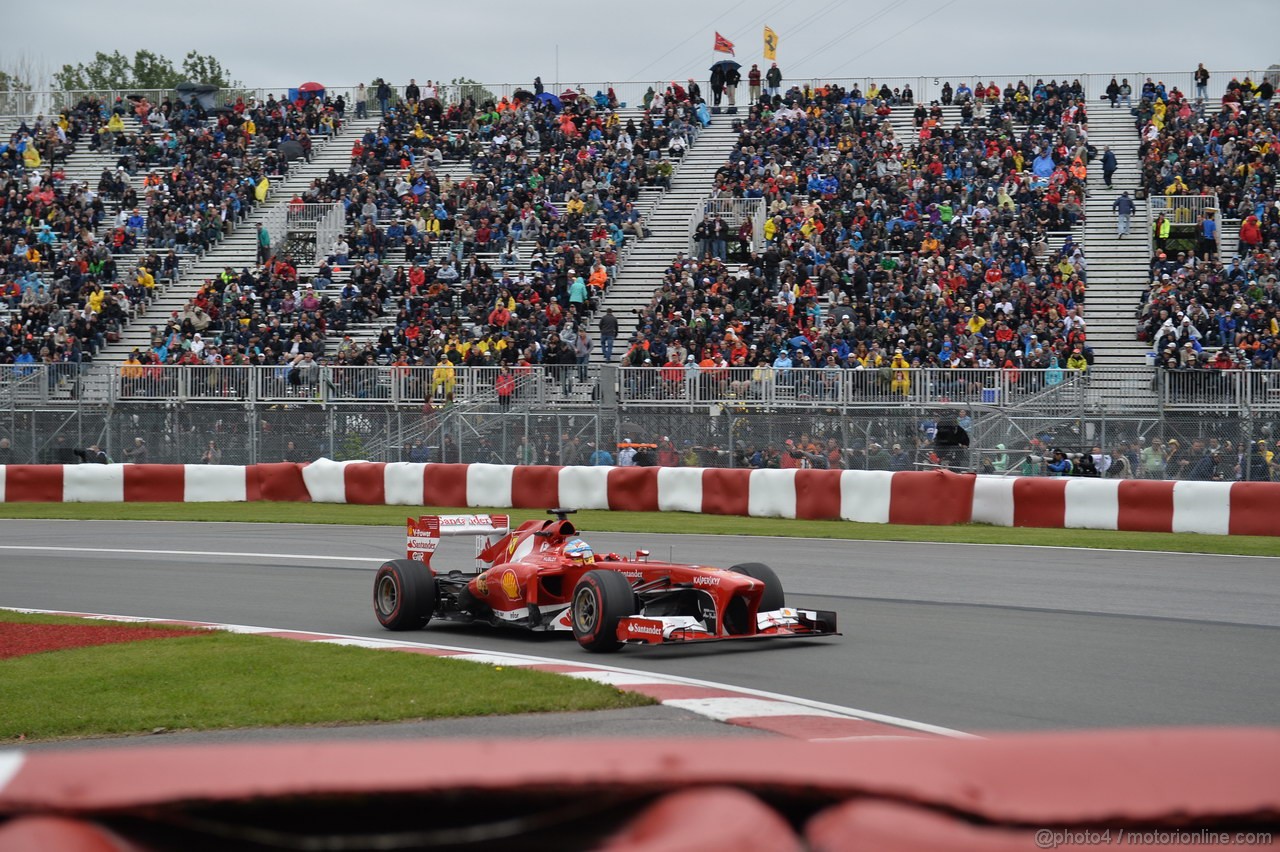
[{"left": 407, "top": 515, "right": 511, "bottom": 569}]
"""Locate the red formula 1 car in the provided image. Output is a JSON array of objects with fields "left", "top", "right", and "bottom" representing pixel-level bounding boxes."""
[{"left": 373, "top": 510, "right": 838, "bottom": 652}]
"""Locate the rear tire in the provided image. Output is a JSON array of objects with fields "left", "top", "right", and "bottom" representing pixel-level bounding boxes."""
[
  {"left": 571, "top": 570, "right": 636, "bottom": 652},
  {"left": 730, "top": 562, "right": 785, "bottom": 611},
  {"left": 374, "top": 559, "right": 436, "bottom": 630}
]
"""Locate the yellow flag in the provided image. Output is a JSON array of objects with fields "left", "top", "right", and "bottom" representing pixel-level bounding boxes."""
[
  {"left": 254, "top": 178, "right": 269, "bottom": 202},
  {"left": 763, "top": 26, "right": 779, "bottom": 61}
]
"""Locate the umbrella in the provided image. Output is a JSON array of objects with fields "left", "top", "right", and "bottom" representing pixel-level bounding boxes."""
[
  {"left": 513, "top": 88, "right": 535, "bottom": 101},
  {"left": 535, "top": 92, "right": 562, "bottom": 110},
  {"left": 126, "top": 93, "right": 146, "bottom": 102},
  {"left": 559, "top": 89, "right": 579, "bottom": 102},
  {"left": 208, "top": 105, "right": 237, "bottom": 116},
  {"left": 278, "top": 140, "right": 306, "bottom": 161},
  {"left": 298, "top": 82, "right": 325, "bottom": 93},
  {"left": 710, "top": 60, "right": 742, "bottom": 74}
]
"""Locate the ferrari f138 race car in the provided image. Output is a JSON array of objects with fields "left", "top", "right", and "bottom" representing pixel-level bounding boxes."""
[{"left": 373, "top": 510, "right": 838, "bottom": 652}]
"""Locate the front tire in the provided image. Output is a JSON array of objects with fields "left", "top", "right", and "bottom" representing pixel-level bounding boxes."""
[
  {"left": 374, "top": 559, "right": 436, "bottom": 630},
  {"left": 571, "top": 570, "right": 636, "bottom": 652},
  {"left": 730, "top": 562, "right": 785, "bottom": 611}
]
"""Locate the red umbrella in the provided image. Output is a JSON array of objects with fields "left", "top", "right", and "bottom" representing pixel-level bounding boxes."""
[
  {"left": 559, "top": 89, "right": 579, "bottom": 102},
  {"left": 298, "top": 82, "right": 325, "bottom": 93}
]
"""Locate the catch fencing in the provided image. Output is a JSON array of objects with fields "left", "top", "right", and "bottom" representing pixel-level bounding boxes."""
[{"left": 2, "top": 368, "right": 1275, "bottom": 480}]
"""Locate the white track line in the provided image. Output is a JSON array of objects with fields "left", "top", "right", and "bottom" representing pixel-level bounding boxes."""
[
  {"left": 0, "top": 514, "right": 1269, "bottom": 560},
  {"left": 4, "top": 608, "right": 974, "bottom": 740},
  {"left": 0, "top": 545, "right": 373, "bottom": 563}
]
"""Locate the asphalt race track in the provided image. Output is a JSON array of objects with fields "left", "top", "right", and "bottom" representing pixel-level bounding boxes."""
[{"left": 2, "top": 519, "right": 1277, "bottom": 733}]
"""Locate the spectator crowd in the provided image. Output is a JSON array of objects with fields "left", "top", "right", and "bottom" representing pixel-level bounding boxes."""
[
  {"left": 619, "top": 77, "right": 1094, "bottom": 399},
  {"left": 1134, "top": 70, "right": 1280, "bottom": 376}
]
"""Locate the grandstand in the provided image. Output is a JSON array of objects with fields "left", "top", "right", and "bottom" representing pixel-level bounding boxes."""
[{"left": 2, "top": 67, "right": 1278, "bottom": 479}]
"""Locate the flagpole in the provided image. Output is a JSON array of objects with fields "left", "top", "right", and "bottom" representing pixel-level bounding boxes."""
[{"left": 555, "top": 44, "right": 559, "bottom": 94}]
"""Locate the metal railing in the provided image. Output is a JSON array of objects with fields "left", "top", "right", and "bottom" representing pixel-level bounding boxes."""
[
  {"left": 260, "top": 202, "right": 343, "bottom": 260},
  {"left": 104, "top": 364, "right": 601, "bottom": 407},
  {"left": 1148, "top": 194, "right": 1221, "bottom": 255},
  {"left": 687, "top": 197, "right": 767, "bottom": 257},
  {"left": 8, "top": 68, "right": 1274, "bottom": 123},
  {"left": 618, "top": 366, "right": 1100, "bottom": 411},
  {"left": 8, "top": 364, "right": 1280, "bottom": 413}
]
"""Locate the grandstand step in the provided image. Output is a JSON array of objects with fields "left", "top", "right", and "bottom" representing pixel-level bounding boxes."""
[
  {"left": 85, "top": 117, "right": 381, "bottom": 368},
  {"left": 586, "top": 120, "right": 745, "bottom": 360}
]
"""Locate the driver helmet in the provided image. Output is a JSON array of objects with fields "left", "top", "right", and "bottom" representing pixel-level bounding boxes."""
[{"left": 564, "top": 538, "right": 595, "bottom": 566}]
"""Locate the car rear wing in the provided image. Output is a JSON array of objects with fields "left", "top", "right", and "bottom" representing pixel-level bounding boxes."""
[{"left": 407, "top": 514, "right": 511, "bottom": 570}]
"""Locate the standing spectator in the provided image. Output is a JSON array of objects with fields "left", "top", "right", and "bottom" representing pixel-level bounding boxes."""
[
  {"left": 711, "top": 217, "right": 729, "bottom": 260},
  {"left": 568, "top": 273, "right": 588, "bottom": 319},
  {"left": 1140, "top": 439, "right": 1165, "bottom": 479},
  {"left": 517, "top": 435, "right": 536, "bottom": 465},
  {"left": 559, "top": 433, "right": 584, "bottom": 466},
  {"left": 1194, "top": 63, "right": 1210, "bottom": 101},
  {"left": 710, "top": 64, "right": 725, "bottom": 111},
  {"left": 574, "top": 328, "right": 593, "bottom": 381},
  {"left": 534, "top": 76, "right": 544, "bottom": 95},
  {"left": 1152, "top": 213, "right": 1170, "bottom": 253},
  {"left": 599, "top": 308, "right": 619, "bottom": 362},
  {"left": 1101, "top": 146, "right": 1117, "bottom": 188},
  {"left": 724, "top": 64, "right": 741, "bottom": 111},
  {"left": 354, "top": 83, "right": 367, "bottom": 119},
  {"left": 495, "top": 365, "right": 515, "bottom": 410},
  {"left": 376, "top": 78, "right": 392, "bottom": 115},
  {"left": 1106, "top": 448, "right": 1131, "bottom": 478},
  {"left": 404, "top": 78, "right": 420, "bottom": 107},
  {"left": 617, "top": 442, "right": 637, "bottom": 467},
  {"left": 200, "top": 440, "right": 222, "bottom": 465},
  {"left": 74, "top": 444, "right": 110, "bottom": 464},
  {"left": 1258, "top": 77, "right": 1274, "bottom": 112},
  {"left": 587, "top": 443, "right": 613, "bottom": 466},
  {"left": 1238, "top": 213, "right": 1262, "bottom": 256},
  {"left": 747, "top": 64, "right": 762, "bottom": 103},
  {"left": 765, "top": 62, "right": 782, "bottom": 98},
  {"left": 1113, "top": 191, "right": 1135, "bottom": 237},
  {"left": 122, "top": 437, "right": 148, "bottom": 464},
  {"left": 257, "top": 224, "right": 272, "bottom": 264},
  {"left": 1196, "top": 211, "right": 1218, "bottom": 261},
  {"left": 0, "top": 437, "right": 12, "bottom": 466}
]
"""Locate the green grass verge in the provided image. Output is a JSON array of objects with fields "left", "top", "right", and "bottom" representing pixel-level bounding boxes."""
[
  {"left": 0, "top": 610, "right": 650, "bottom": 742},
  {"left": 0, "top": 501, "right": 1277, "bottom": 556}
]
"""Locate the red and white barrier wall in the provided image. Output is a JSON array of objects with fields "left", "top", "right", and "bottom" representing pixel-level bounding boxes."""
[{"left": 1, "top": 462, "right": 1278, "bottom": 536}]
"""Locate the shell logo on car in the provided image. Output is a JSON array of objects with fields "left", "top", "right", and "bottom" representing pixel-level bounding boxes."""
[{"left": 501, "top": 569, "right": 521, "bottom": 601}]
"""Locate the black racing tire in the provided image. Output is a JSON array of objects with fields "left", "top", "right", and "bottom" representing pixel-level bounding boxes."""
[
  {"left": 570, "top": 569, "right": 636, "bottom": 653},
  {"left": 730, "top": 562, "right": 785, "bottom": 612},
  {"left": 373, "top": 559, "right": 436, "bottom": 630}
]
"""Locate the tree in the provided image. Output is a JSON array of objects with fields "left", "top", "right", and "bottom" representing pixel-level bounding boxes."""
[
  {"left": 0, "top": 53, "right": 51, "bottom": 115},
  {"left": 0, "top": 68, "right": 30, "bottom": 115},
  {"left": 54, "top": 49, "right": 235, "bottom": 92},
  {"left": 181, "top": 51, "right": 234, "bottom": 88},
  {"left": 451, "top": 77, "right": 498, "bottom": 106}
]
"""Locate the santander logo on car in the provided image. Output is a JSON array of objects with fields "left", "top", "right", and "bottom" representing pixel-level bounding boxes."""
[{"left": 626, "top": 621, "right": 664, "bottom": 637}]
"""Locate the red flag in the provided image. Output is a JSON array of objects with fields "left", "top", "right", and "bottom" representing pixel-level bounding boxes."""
[{"left": 713, "top": 32, "right": 735, "bottom": 55}]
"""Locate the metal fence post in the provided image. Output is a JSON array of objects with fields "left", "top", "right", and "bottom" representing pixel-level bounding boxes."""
[{"left": 248, "top": 402, "right": 259, "bottom": 465}]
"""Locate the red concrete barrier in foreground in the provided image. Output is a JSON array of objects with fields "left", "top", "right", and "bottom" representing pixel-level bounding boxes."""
[{"left": 0, "top": 730, "right": 1275, "bottom": 851}]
